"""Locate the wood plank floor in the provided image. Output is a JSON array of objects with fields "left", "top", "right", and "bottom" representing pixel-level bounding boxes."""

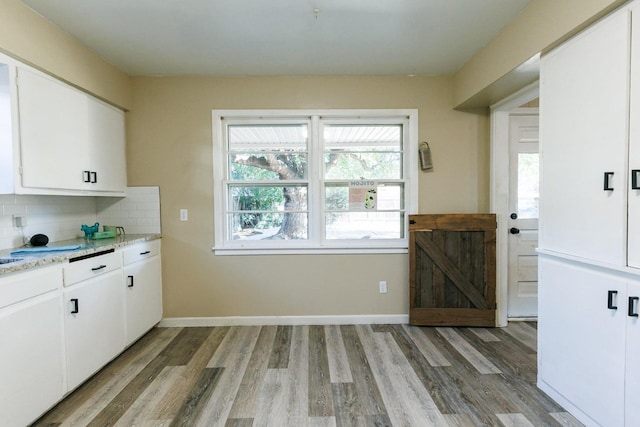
[{"left": 33, "top": 322, "right": 582, "bottom": 427}]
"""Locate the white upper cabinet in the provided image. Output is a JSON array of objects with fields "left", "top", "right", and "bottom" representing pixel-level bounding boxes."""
[
  {"left": 629, "top": 3, "right": 640, "bottom": 269},
  {"left": 0, "top": 56, "right": 127, "bottom": 197},
  {"left": 539, "top": 7, "right": 630, "bottom": 266},
  {"left": 86, "top": 95, "right": 127, "bottom": 193},
  {"left": 17, "top": 67, "right": 91, "bottom": 191}
]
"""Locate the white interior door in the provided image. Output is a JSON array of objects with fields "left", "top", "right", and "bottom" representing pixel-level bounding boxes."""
[{"left": 507, "top": 113, "right": 539, "bottom": 317}]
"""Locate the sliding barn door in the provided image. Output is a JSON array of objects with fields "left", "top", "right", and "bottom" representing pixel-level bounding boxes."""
[{"left": 409, "top": 214, "right": 496, "bottom": 327}]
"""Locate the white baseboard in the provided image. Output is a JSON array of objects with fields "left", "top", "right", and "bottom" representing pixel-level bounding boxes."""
[{"left": 158, "top": 314, "right": 409, "bottom": 328}]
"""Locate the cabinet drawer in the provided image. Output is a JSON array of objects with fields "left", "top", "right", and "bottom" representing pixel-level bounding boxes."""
[
  {"left": 64, "top": 251, "right": 122, "bottom": 287},
  {"left": 0, "top": 264, "right": 62, "bottom": 309},
  {"left": 122, "top": 240, "right": 160, "bottom": 266}
]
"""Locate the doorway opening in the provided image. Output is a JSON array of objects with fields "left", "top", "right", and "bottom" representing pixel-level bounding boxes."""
[{"left": 490, "top": 82, "right": 539, "bottom": 326}]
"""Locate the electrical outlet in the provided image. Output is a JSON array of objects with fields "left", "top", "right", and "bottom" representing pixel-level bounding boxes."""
[
  {"left": 13, "top": 215, "right": 26, "bottom": 228},
  {"left": 379, "top": 280, "right": 388, "bottom": 294},
  {"left": 180, "top": 209, "right": 188, "bottom": 221}
]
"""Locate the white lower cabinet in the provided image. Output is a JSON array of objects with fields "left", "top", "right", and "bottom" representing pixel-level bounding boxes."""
[
  {"left": 63, "top": 251, "right": 125, "bottom": 391},
  {"left": 0, "top": 265, "right": 64, "bottom": 427},
  {"left": 538, "top": 255, "right": 638, "bottom": 426},
  {"left": 0, "top": 239, "right": 162, "bottom": 425},
  {"left": 123, "top": 240, "right": 163, "bottom": 345}
]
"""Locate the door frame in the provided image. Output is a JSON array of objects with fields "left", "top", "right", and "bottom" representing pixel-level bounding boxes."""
[{"left": 490, "top": 81, "right": 539, "bottom": 327}]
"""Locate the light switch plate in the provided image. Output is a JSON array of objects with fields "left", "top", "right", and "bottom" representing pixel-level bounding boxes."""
[{"left": 180, "top": 209, "right": 188, "bottom": 221}]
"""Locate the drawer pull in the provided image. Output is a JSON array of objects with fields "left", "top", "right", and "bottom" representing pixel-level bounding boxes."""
[
  {"left": 83, "top": 170, "right": 91, "bottom": 183},
  {"left": 629, "top": 297, "right": 639, "bottom": 317},
  {"left": 91, "top": 264, "right": 107, "bottom": 271},
  {"left": 632, "top": 169, "right": 640, "bottom": 190},
  {"left": 608, "top": 290, "right": 618, "bottom": 310},
  {"left": 127, "top": 275, "right": 134, "bottom": 288},
  {"left": 139, "top": 251, "right": 151, "bottom": 255},
  {"left": 70, "top": 298, "right": 79, "bottom": 314},
  {"left": 90, "top": 171, "right": 97, "bottom": 183}
]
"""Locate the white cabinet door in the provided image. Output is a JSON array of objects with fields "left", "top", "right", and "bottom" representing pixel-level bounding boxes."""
[
  {"left": 538, "top": 256, "right": 626, "bottom": 426},
  {"left": 17, "top": 67, "right": 90, "bottom": 191},
  {"left": 87, "top": 97, "right": 127, "bottom": 193},
  {"left": 124, "top": 255, "right": 162, "bottom": 344},
  {"left": 0, "top": 292, "right": 64, "bottom": 427},
  {"left": 539, "top": 8, "right": 629, "bottom": 265},
  {"left": 629, "top": 2, "right": 640, "bottom": 269},
  {"left": 64, "top": 269, "right": 125, "bottom": 391},
  {"left": 626, "top": 280, "right": 640, "bottom": 425}
]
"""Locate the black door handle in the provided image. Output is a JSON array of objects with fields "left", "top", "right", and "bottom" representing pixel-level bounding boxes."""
[
  {"left": 608, "top": 290, "right": 618, "bottom": 310},
  {"left": 90, "top": 171, "right": 97, "bottom": 183},
  {"left": 83, "top": 170, "right": 91, "bottom": 183},
  {"left": 510, "top": 227, "right": 520, "bottom": 235},
  {"left": 128, "top": 275, "right": 134, "bottom": 288},
  {"left": 604, "top": 172, "right": 614, "bottom": 191},
  {"left": 70, "top": 298, "right": 79, "bottom": 314},
  {"left": 632, "top": 169, "right": 640, "bottom": 190},
  {"left": 629, "top": 297, "right": 639, "bottom": 317}
]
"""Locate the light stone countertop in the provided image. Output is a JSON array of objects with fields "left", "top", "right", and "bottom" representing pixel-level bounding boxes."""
[{"left": 0, "top": 234, "right": 161, "bottom": 276}]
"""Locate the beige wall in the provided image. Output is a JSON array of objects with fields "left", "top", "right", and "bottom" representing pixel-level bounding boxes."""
[
  {"left": 453, "top": 0, "right": 627, "bottom": 108},
  {"left": 127, "top": 76, "right": 489, "bottom": 318},
  {"left": 0, "top": 0, "right": 131, "bottom": 108}
]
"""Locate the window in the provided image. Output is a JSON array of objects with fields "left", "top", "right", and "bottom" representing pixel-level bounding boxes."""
[{"left": 212, "top": 110, "right": 418, "bottom": 254}]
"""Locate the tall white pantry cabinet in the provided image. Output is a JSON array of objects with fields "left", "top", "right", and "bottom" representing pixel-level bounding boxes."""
[{"left": 538, "top": 1, "right": 640, "bottom": 426}]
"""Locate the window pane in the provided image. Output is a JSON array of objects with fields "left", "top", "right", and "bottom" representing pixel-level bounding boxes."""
[
  {"left": 229, "top": 213, "right": 308, "bottom": 240},
  {"left": 228, "top": 124, "right": 308, "bottom": 180},
  {"left": 324, "top": 153, "right": 401, "bottom": 179},
  {"left": 324, "top": 124, "right": 402, "bottom": 180},
  {"left": 517, "top": 153, "right": 539, "bottom": 219},
  {"left": 229, "top": 185, "right": 308, "bottom": 240},
  {"left": 325, "top": 212, "right": 404, "bottom": 240},
  {"left": 230, "top": 153, "right": 307, "bottom": 181}
]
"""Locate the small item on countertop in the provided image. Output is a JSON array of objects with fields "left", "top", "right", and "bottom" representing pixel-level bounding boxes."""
[
  {"left": 91, "top": 231, "right": 116, "bottom": 239},
  {"left": 103, "top": 225, "right": 125, "bottom": 235},
  {"left": 29, "top": 234, "right": 49, "bottom": 247},
  {"left": 81, "top": 222, "right": 100, "bottom": 239}
]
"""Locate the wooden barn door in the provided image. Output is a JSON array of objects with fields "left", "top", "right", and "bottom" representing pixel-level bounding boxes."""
[{"left": 409, "top": 214, "right": 497, "bottom": 327}]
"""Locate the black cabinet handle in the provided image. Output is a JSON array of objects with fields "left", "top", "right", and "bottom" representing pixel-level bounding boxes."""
[
  {"left": 127, "top": 275, "right": 134, "bottom": 288},
  {"left": 90, "top": 171, "right": 97, "bottom": 183},
  {"left": 139, "top": 251, "right": 151, "bottom": 255},
  {"left": 70, "top": 298, "right": 79, "bottom": 314},
  {"left": 632, "top": 169, "right": 640, "bottom": 190},
  {"left": 629, "top": 297, "right": 639, "bottom": 317},
  {"left": 91, "top": 264, "right": 107, "bottom": 271},
  {"left": 608, "top": 290, "right": 618, "bottom": 310},
  {"left": 510, "top": 227, "right": 520, "bottom": 235},
  {"left": 83, "top": 170, "right": 91, "bottom": 183},
  {"left": 604, "top": 172, "right": 614, "bottom": 191}
]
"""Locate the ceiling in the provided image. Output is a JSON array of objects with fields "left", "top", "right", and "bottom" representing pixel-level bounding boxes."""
[{"left": 21, "top": 0, "right": 531, "bottom": 77}]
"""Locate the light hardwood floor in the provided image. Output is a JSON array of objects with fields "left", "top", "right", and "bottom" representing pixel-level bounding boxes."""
[{"left": 33, "top": 322, "right": 582, "bottom": 426}]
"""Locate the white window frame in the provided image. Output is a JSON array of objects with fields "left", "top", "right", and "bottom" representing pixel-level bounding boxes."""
[{"left": 212, "top": 109, "right": 418, "bottom": 255}]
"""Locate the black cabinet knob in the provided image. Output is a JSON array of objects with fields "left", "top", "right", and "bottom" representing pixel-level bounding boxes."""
[
  {"left": 510, "top": 213, "right": 518, "bottom": 220},
  {"left": 510, "top": 227, "right": 520, "bottom": 235}
]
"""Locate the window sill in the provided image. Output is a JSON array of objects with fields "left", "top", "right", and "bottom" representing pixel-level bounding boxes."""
[{"left": 212, "top": 247, "right": 408, "bottom": 256}]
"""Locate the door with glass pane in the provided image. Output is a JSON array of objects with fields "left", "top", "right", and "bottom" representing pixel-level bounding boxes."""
[{"left": 507, "top": 112, "right": 539, "bottom": 317}]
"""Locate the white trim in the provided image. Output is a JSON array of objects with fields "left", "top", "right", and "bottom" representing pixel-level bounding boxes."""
[
  {"left": 158, "top": 314, "right": 409, "bottom": 327},
  {"left": 489, "top": 81, "right": 539, "bottom": 327},
  {"left": 212, "top": 247, "right": 408, "bottom": 256}
]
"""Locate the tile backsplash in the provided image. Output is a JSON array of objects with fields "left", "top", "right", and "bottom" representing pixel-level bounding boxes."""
[
  {"left": 96, "top": 186, "right": 161, "bottom": 236},
  {"left": 0, "top": 186, "right": 161, "bottom": 250}
]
